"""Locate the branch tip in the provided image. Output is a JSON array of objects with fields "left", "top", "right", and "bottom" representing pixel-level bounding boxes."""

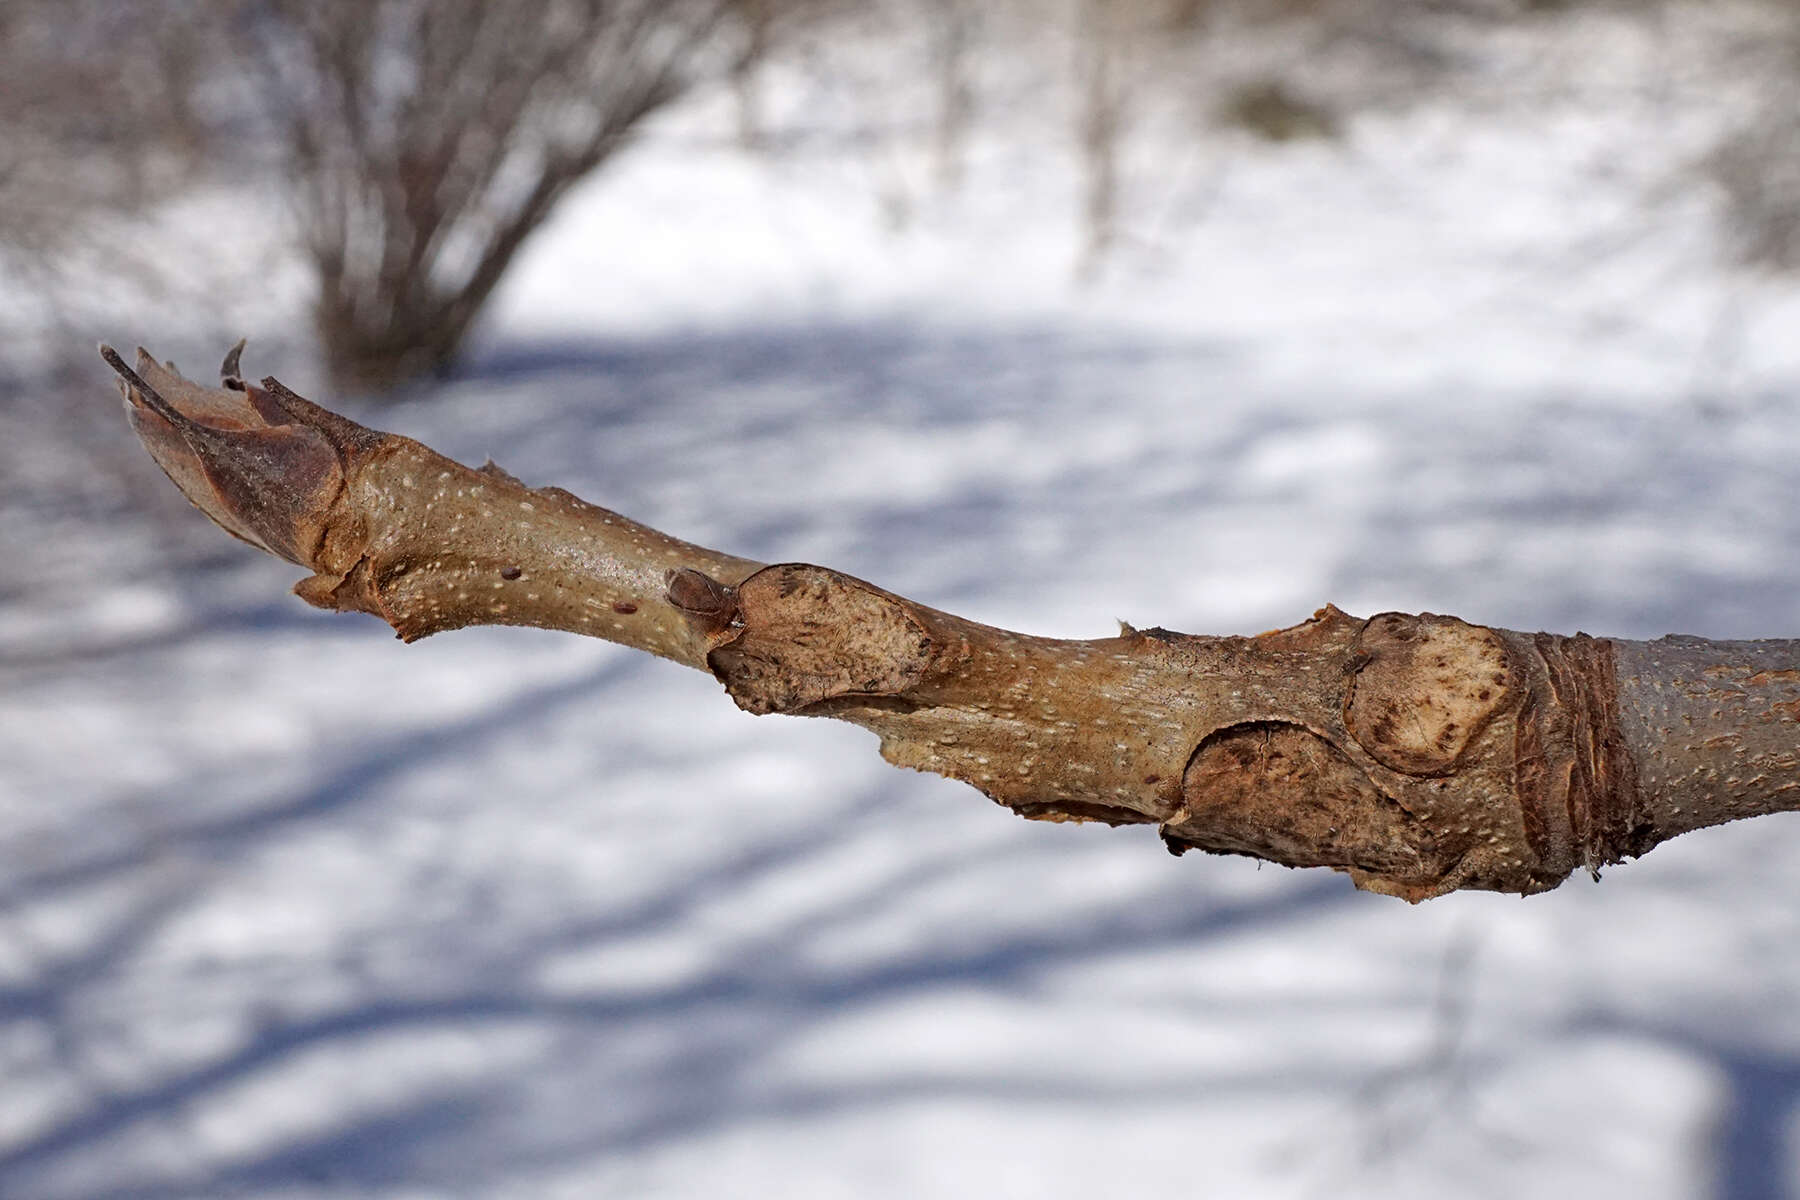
[{"left": 100, "top": 343, "right": 191, "bottom": 431}]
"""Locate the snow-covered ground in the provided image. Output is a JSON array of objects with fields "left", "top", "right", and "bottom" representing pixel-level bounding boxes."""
[{"left": 6, "top": 13, "right": 1800, "bottom": 1199}]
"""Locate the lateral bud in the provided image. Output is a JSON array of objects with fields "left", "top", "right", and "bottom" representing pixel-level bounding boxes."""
[
  {"left": 665, "top": 567, "right": 740, "bottom": 641},
  {"left": 702, "top": 563, "right": 938, "bottom": 716}
]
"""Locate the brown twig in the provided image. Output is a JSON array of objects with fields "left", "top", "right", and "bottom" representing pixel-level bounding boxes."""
[{"left": 105, "top": 345, "right": 1800, "bottom": 900}]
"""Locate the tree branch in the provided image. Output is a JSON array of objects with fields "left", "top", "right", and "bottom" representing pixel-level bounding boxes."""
[{"left": 104, "top": 345, "right": 1800, "bottom": 901}]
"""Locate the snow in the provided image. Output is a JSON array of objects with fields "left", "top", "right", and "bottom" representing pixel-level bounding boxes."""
[{"left": 6, "top": 12, "right": 1800, "bottom": 1199}]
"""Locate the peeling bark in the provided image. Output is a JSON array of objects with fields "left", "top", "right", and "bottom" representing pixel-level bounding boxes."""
[{"left": 104, "top": 345, "right": 1800, "bottom": 900}]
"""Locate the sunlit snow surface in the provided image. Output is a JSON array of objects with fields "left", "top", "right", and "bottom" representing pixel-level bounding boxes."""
[{"left": 7, "top": 31, "right": 1800, "bottom": 1200}]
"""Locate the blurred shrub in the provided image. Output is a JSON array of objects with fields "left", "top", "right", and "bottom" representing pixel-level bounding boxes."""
[
  {"left": 1698, "top": 5, "right": 1800, "bottom": 273},
  {"left": 6, "top": 0, "right": 1800, "bottom": 393},
  {"left": 1708, "top": 112, "right": 1800, "bottom": 272},
  {"left": 1216, "top": 79, "right": 1340, "bottom": 141},
  {"left": 0, "top": 2, "right": 210, "bottom": 267},
  {"left": 0, "top": 0, "right": 827, "bottom": 394},
  {"left": 232, "top": 0, "right": 822, "bottom": 393}
]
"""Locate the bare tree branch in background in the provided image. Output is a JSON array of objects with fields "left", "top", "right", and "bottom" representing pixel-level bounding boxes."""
[
  {"left": 1075, "top": 0, "right": 1128, "bottom": 276},
  {"left": 928, "top": 0, "right": 977, "bottom": 190},
  {"left": 103, "top": 344, "right": 1800, "bottom": 902}
]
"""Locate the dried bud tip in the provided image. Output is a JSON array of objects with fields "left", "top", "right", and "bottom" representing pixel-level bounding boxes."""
[
  {"left": 106, "top": 344, "right": 350, "bottom": 568},
  {"left": 101, "top": 344, "right": 186, "bottom": 428},
  {"left": 220, "top": 337, "right": 247, "bottom": 384}
]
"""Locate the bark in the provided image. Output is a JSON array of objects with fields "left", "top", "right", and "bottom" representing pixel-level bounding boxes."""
[{"left": 103, "top": 344, "right": 1800, "bottom": 901}]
